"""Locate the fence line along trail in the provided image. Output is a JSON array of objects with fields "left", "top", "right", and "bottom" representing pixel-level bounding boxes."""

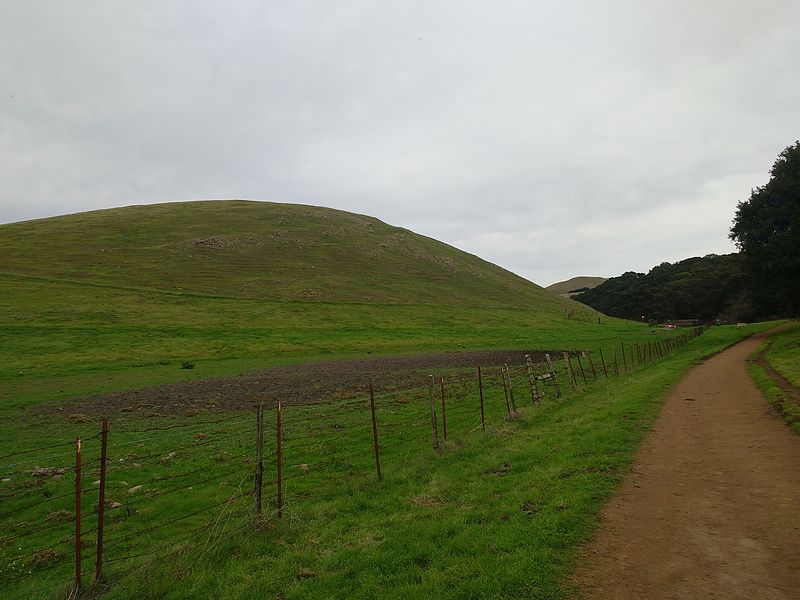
[
  {"left": 0, "top": 327, "right": 705, "bottom": 595},
  {"left": 573, "top": 328, "right": 800, "bottom": 600}
]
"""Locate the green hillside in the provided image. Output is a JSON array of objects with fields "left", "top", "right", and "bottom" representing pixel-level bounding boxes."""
[
  {"left": 0, "top": 200, "right": 556, "bottom": 306},
  {"left": 0, "top": 201, "right": 615, "bottom": 388},
  {"left": 0, "top": 201, "right": 730, "bottom": 600}
]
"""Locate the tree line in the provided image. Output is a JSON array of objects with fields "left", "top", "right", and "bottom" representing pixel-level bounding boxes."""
[
  {"left": 576, "top": 140, "right": 799, "bottom": 322},
  {"left": 575, "top": 253, "right": 748, "bottom": 322}
]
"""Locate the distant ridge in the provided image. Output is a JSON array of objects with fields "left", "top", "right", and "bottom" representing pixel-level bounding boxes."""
[{"left": 546, "top": 276, "right": 607, "bottom": 297}]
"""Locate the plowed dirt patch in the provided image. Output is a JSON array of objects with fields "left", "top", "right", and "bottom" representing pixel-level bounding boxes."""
[{"left": 44, "top": 348, "right": 561, "bottom": 418}]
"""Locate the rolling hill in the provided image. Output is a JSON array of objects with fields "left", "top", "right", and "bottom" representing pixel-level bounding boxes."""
[
  {"left": 0, "top": 200, "right": 667, "bottom": 599},
  {"left": 0, "top": 200, "right": 614, "bottom": 384},
  {"left": 1, "top": 200, "right": 556, "bottom": 306}
]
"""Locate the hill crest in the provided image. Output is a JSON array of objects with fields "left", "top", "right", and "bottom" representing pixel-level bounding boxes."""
[{"left": 0, "top": 200, "right": 568, "bottom": 309}]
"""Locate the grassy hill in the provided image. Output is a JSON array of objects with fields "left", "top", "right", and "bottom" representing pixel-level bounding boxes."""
[
  {"left": 546, "top": 276, "right": 607, "bottom": 297},
  {"left": 1, "top": 200, "right": 556, "bottom": 306},
  {"left": 0, "top": 200, "right": 614, "bottom": 388},
  {"left": 2, "top": 200, "right": 765, "bottom": 600}
]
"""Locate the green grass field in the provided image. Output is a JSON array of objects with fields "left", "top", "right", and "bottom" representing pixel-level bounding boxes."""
[
  {"left": 1, "top": 200, "right": 620, "bottom": 409},
  {"left": 0, "top": 324, "right": 772, "bottom": 599},
  {"left": 0, "top": 202, "right": 780, "bottom": 598}
]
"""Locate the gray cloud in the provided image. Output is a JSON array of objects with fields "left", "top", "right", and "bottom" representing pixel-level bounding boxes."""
[{"left": 1, "top": 1, "right": 798, "bottom": 285}]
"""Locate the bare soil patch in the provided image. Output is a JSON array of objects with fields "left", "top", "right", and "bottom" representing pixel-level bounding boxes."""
[
  {"left": 43, "top": 348, "right": 561, "bottom": 418},
  {"left": 573, "top": 329, "right": 800, "bottom": 599}
]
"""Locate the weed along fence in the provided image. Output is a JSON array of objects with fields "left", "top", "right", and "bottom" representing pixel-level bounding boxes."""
[{"left": 0, "top": 327, "right": 707, "bottom": 597}]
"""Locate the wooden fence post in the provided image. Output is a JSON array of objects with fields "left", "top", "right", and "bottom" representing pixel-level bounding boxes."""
[
  {"left": 75, "top": 436, "right": 81, "bottom": 592},
  {"left": 478, "top": 366, "right": 486, "bottom": 431},
  {"left": 95, "top": 417, "right": 108, "bottom": 582},
  {"left": 612, "top": 346, "right": 619, "bottom": 376},
  {"left": 525, "top": 355, "right": 540, "bottom": 406},
  {"left": 369, "top": 383, "right": 382, "bottom": 480},
  {"left": 255, "top": 403, "right": 264, "bottom": 518},
  {"left": 429, "top": 376, "right": 440, "bottom": 451},
  {"left": 621, "top": 342, "right": 627, "bottom": 372},
  {"left": 546, "top": 353, "right": 561, "bottom": 397}
]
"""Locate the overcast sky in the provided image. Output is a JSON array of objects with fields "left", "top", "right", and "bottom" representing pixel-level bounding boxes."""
[{"left": 1, "top": 1, "right": 798, "bottom": 286}]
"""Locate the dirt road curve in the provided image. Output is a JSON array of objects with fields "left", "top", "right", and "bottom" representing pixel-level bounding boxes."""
[{"left": 574, "top": 330, "right": 800, "bottom": 599}]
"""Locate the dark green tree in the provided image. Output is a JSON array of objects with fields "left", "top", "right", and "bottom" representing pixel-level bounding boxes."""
[
  {"left": 730, "top": 141, "right": 800, "bottom": 316},
  {"left": 575, "top": 254, "right": 747, "bottom": 321}
]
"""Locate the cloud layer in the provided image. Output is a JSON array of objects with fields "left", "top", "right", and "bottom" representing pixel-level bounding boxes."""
[{"left": 2, "top": 1, "right": 798, "bottom": 285}]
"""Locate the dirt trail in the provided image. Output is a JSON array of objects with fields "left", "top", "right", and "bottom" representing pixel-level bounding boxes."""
[{"left": 574, "top": 330, "right": 800, "bottom": 599}]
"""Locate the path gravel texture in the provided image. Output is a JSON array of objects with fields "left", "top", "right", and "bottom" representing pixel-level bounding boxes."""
[{"left": 574, "top": 330, "right": 800, "bottom": 599}]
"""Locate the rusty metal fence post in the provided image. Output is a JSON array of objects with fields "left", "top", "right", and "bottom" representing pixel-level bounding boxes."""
[
  {"left": 254, "top": 403, "right": 264, "bottom": 518},
  {"left": 478, "top": 366, "right": 486, "bottom": 431},
  {"left": 575, "top": 352, "right": 587, "bottom": 386},
  {"left": 429, "top": 376, "right": 440, "bottom": 451},
  {"left": 276, "top": 400, "right": 283, "bottom": 518},
  {"left": 369, "top": 383, "right": 382, "bottom": 480},
  {"left": 563, "top": 352, "right": 578, "bottom": 391},
  {"left": 95, "top": 417, "right": 108, "bottom": 582},
  {"left": 75, "top": 436, "right": 82, "bottom": 592},
  {"left": 440, "top": 376, "right": 447, "bottom": 442},
  {"left": 585, "top": 351, "right": 597, "bottom": 382},
  {"left": 504, "top": 365, "right": 517, "bottom": 413},
  {"left": 599, "top": 348, "right": 608, "bottom": 378},
  {"left": 501, "top": 368, "right": 511, "bottom": 417}
]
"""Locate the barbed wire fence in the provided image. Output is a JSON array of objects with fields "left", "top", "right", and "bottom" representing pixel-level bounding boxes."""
[{"left": 0, "top": 326, "right": 706, "bottom": 597}]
